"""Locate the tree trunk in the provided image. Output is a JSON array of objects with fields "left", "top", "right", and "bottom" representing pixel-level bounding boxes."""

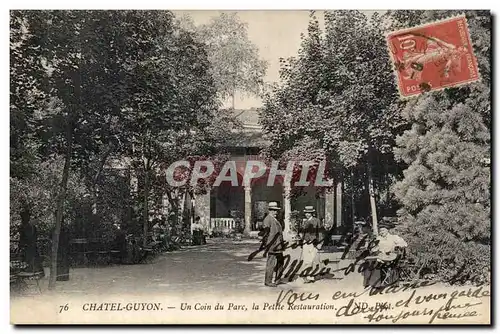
[
  {"left": 91, "top": 184, "right": 98, "bottom": 215},
  {"left": 143, "top": 168, "right": 150, "bottom": 248},
  {"left": 231, "top": 85, "right": 236, "bottom": 110},
  {"left": 48, "top": 126, "right": 73, "bottom": 290},
  {"left": 367, "top": 163, "right": 378, "bottom": 236},
  {"left": 91, "top": 144, "right": 115, "bottom": 214},
  {"left": 350, "top": 170, "right": 355, "bottom": 227},
  {"left": 165, "top": 189, "right": 180, "bottom": 230},
  {"left": 385, "top": 172, "right": 391, "bottom": 215},
  {"left": 179, "top": 190, "right": 187, "bottom": 229}
]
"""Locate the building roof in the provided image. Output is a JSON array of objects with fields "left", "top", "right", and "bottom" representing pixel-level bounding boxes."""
[
  {"left": 227, "top": 108, "right": 269, "bottom": 148},
  {"left": 232, "top": 108, "right": 261, "bottom": 129}
]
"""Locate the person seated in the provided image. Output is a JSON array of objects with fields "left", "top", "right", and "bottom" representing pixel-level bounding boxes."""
[
  {"left": 350, "top": 220, "right": 373, "bottom": 251},
  {"left": 372, "top": 226, "right": 407, "bottom": 261},
  {"left": 363, "top": 223, "right": 407, "bottom": 288}
]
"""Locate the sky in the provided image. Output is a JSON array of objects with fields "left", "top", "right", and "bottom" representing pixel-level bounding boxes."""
[
  {"left": 175, "top": 10, "right": 325, "bottom": 109},
  {"left": 175, "top": 10, "right": 381, "bottom": 109}
]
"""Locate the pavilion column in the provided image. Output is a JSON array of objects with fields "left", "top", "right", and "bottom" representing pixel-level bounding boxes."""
[
  {"left": 336, "top": 177, "right": 343, "bottom": 228},
  {"left": 195, "top": 190, "right": 211, "bottom": 232},
  {"left": 325, "top": 187, "right": 335, "bottom": 229},
  {"left": 243, "top": 185, "right": 252, "bottom": 236},
  {"left": 283, "top": 183, "right": 293, "bottom": 240}
]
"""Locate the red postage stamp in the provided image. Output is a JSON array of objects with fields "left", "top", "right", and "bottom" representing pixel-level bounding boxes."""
[{"left": 387, "top": 15, "right": 480, "bottom": 98}]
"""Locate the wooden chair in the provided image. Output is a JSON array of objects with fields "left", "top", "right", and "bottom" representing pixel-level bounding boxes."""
[
  {"left": 399, "top": 253, "right": 427, "bottom": 283},
  {"left": 16, "top": 271, "right": 43, "bottom": 293},
  {"left": 380, "top": 263, "right": 395, "bottom": 286},
  {"left": 70, "top": 238, "right": 88, "bottom": 266},
  {"left": 110, "top": 250, "right": 122, "bottom": 264},
  {"left": 380, "top": 247, "right": 408, "bottom": 286}
]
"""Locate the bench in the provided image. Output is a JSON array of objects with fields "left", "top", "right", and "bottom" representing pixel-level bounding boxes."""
[
  {"left": 70, "top": 238, "right": 124, "bottom": 266},
  {"left": 69, "top": 238, "right": 89, "bottom": 265},
  {"left": 138, "top": 241, "right": 163, "bottom": 263},
  {"left": 248, "top": 231, "right": 260, "bottom": 239}
]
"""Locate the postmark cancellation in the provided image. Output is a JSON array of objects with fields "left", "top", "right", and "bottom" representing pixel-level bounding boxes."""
[{"left": 386, "top": 15, "right": 480, "bottom": 98}]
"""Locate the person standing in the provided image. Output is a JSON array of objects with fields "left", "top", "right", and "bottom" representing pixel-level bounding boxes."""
[
  {"left": 18, "top": 211, "right": 44, "bottom": 276},
  {"left": 299, "top": 206, "right": 322, "bottom": 283},
  {"left": 113, "top": 223, "right": 127, "bottom": 264},
  {"left": 262, "top": 202, "right": 285, "bottom": 287},
  {"left": 192, "top": 216, "right": 204, "bottom": 245}
]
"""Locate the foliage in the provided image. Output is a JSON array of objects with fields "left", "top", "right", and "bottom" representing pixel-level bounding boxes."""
[
  {"left": 10, "top": 10, "right": 232, "bottom": 286},
  {"left": 391, "top": 10, "right": 491, "bottom": 283},
  {"left": 186, "top": 12, "right": 268, "bottom": 106},
  {"left": 10, "top": 157, "right": 89, "bottom": 239},
  {"left": 260, "top": 11, "right": 407, "bottom": 220},
  {"left": 260, "top": 10, "right": 490, "bottom": 283},
  {"left": 10, "top": 11, "right": 48, "bottom": 180}
]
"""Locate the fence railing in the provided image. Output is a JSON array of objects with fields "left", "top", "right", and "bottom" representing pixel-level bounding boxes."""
[{"left": 209, "top": 218, "right": 236, "bottom": 230}]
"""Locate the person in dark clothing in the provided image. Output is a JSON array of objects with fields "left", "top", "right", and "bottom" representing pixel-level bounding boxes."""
[
  {"left": 129, "top": 236, "right": 142, "bottom": 264},
  {"left": 18, "top": 214, "right": 44, "bottom": 276},
  {"left": 261, "top": 202, "right": 285, "bottom": 287},
  {"left": 192, "top": 216, "right": 204, "bottom": 246},
  {"left": 113, "top": 223, "right": 127, "bottom": 264}
]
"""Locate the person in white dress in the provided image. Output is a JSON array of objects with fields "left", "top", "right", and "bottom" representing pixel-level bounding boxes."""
[{"left": 299, "top": 206, "right": 323, "bottom": 283}]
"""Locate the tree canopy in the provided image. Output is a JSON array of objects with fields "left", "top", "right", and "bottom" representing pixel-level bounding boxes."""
[
  {"left": 261, "top": 11, "right": 408, "bottom": 227},
  {"left": 390, "top": 10, "right": 491, "bottom": 282},
  {"left": 180, "top": 12, "right": 268, "bottom": 108},
  {"left": 10, "top": 10, "right": 234, "bottom": 288},
  {"left": 260, "top": 10, "right": 490, "bottom": 282}
]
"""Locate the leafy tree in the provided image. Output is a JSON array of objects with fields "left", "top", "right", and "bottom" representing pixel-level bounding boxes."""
[
  {"left": 11, "top": 11, "right": 237, "bottom": 284},
  {"left": 261, "top": 10, "right": 490, "bottom": 282},
  {"left": 13, "top": 10, "right": 143, "bottom": 289},
  {"left": 10, "top": 11, "right": 47, "bottom": 180},
  {"left": 10, "top": 10, "right": 209, "bottom": 287},
  {"left": 390, "top": 10, "right": 491, "bottom": 283},
  {"left": 187, "top": 12, "right": 268, "bottom": 108},
  {"left": 119, "top": 12, "right": 230, "bottom": 245},
  {"left": 261, "top": 11, "right": 406, "bottom": 230},
  {"left": 10, "top": 11, "right": 48, "bottom": 242}
]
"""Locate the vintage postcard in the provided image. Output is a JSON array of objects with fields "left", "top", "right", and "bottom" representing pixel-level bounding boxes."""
[{"left": 10, "top": 9, "right": 491, "bottom": 325}]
